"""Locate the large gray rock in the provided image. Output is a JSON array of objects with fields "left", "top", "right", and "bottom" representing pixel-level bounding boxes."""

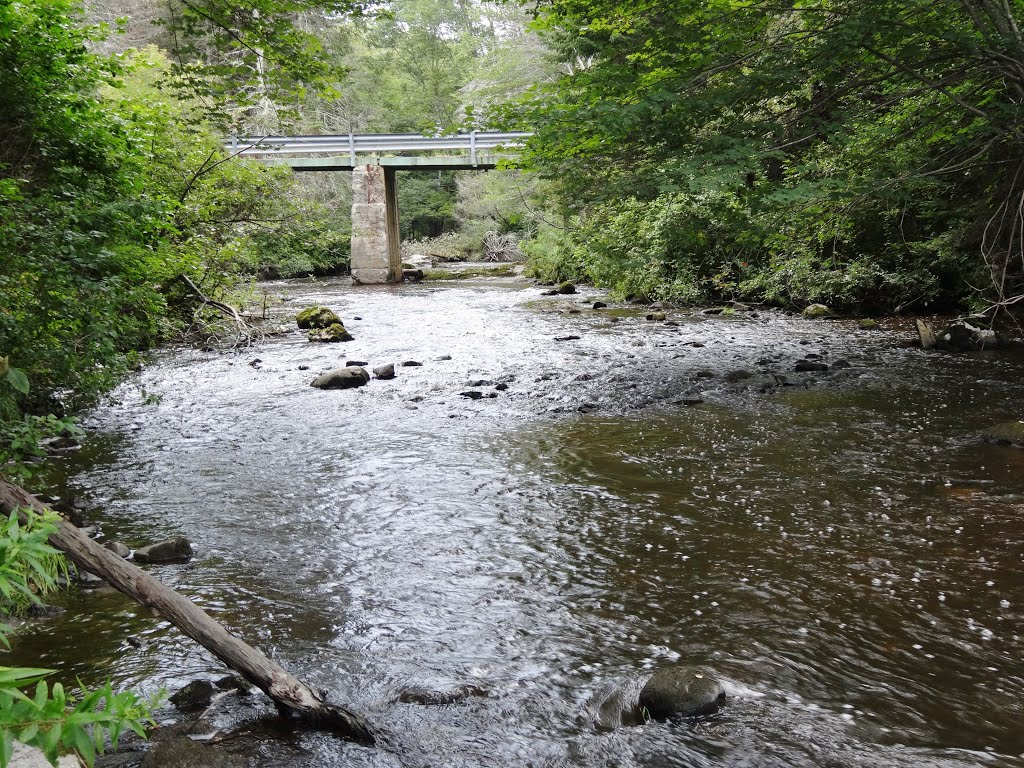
[
  {"left": 802, "top": 303, "right": 832, "bottom": 318},
  {"left": 638, "top": 666, "right": 726, "bottom": 721},
  {"left": 169, "top": 679, "right": 216, "bottom": 712},
  {"left": 311, "top": 367, "right": 370, "bottom": 390},
  {"left": 133, "top": 537, "right": 192, "bottom": 564},
  {"left": 373, "top": 363, "right": 396, "bottom": 380}
]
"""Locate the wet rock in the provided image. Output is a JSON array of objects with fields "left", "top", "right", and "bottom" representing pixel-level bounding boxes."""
[
  {"left": 802, "top": 304, "right": 833, "bottom": 319},
  {"left": 77, "top": 569, "right": 105, "bottom": 588},
  {"left": 557, "top": 282, "right": 577, "bottom": 295},
  {"left": 554, "top": 335, "right": 581, "bottom": 341},
  {"left": 693, "top": 370, "right": 715, "bottom": 380},
  {"left": 859, "top": 318, "right": 879, "bottom": 330},
  {"left": 638, "top": 666, "right": 726, "bottom": 721},
  {"left": 672, "top": 397, "right": 705, "bottom": 406},
  {"left": 398, "top": 684, "right": 488, "bottom": 706},
  {"left": 936, "top": 318, "right": 1000, "bottom": 351},
  {"left": 540, "top": 289, "right": 559, "bottom": 296},
  {"left": 468, "top": 379, "right": 494, "bottom": 387},
  {"left": 403, "top": 268, "right": 424, "bottom": 282},
  {"left": 346, "top": 360, "right": 369, "bottom": 367},
  {"left": 248, "top": 358, "right": 261, "bottom": 368},
  {"left": 646, "top": 312, "right": 667, "bottom": 321},
  {"left": 105, "top": 540, "right": 131, "bottom": 558},
  {"left": 295, "top": 306, "right": 341, "bottom": 329},
  {"left": 297, "top": 365, "right": 310, "bottom": 371},
  {"left": 141, "top": 736, "right": 245, "bottom": 768},
  {"left": 373, "top": 363, "right": 396, "bottom": 380},
  {"left": 311, "top": 367, "right": 370, "bottom": 390},
  {"left": 703, "top": 307, "right": 724, "bottom": 315},
  {"left": 11, "top": 742, "right": 81, "bottom": 768},
  {"left": 95, "top": 752, "right": 144, "bottom": 768},
  {"left": 215, "top": 675, "right": 250, "bottom": 695},
  {"left": 134, "top": 536, "right": 193, "bottom": 564},
  {"left": 566, "top": 309, "right": 582, "bottom": 315},
  {"left": 609, "top": 317, "right": 622, "bottom": 323},
  {"left": 460, "top": 391, "right": 485, "bottom": 400},
  {"left": 593, "top": 301, "right": 607, "bottom": 309},
  {"left": 723, "top": 369, "right": 753, "bottom": 383},
  {"left": 308, "top": 323, "right": 354, "bottom": 343},
  {"left": 401, "top": 360, "right": 423, "bottom": 367},
  {"left": 832, "top": 359, "right": 852, "bottom": 369},
  {"left": 169, "top": 679, "right": 217, "bottom": 712},
  {"left": 982, "top": 420, "right": 1024, "bottom": 447},
  {"left": 436, "top": 355, "right": 453, "bottom": 361},
  {"left": 28, "top": 603, "right": 66, "bottom": 618},
  {"left": 494, "top": 383, "right": 509, "bottom": 391},
  {"left": 795, "top": 359, "right": 829, "bottom": 372}
]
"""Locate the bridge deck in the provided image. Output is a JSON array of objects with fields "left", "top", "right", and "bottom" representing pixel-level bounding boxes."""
[{"left": 227, "top": 131, "right": 528, "bottom": 171}]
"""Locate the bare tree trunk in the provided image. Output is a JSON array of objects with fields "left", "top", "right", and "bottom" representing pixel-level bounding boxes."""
[{"left": 0, "top": 477, "right": 375, "bottom": 744}]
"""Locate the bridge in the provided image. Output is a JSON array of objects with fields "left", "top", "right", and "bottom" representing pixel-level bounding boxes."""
[{"left": 228, "top": 131, "right": 528, "bottom": 284}]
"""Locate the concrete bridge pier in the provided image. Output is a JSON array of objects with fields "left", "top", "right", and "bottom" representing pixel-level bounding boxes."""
[{"left": 351, "top": 165, "right": 402, "bottom": 284}]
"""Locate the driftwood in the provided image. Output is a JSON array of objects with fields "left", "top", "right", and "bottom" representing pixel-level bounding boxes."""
[
  {"left": 0, "top": 477, "right": 374, "bottom": 744},
  {"left": 176, "top": 274, "right": 245, "bottom": 325}
]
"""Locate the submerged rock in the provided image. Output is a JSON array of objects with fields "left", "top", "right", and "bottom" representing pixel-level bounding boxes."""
[
  {"left": 638, "top": 666, "right": 726, "bottom": 721},
  {"left": 141, "top": 736, "right": 245, "bottom": 768},
  {"left": 169, "top": 679, "right": 217, "bottom": 712},
  {"left": 134, "top": 536, "right": 193, "bottom": 564},
  {"left": 802, "top": 304, "right": 833, "bottom": 319},
  {"left": 308, "top": 323, "right": 354, "bottom": 343},
  {"left": 295, "top": 306, "right": 341, "bottom": 329},
  {"left": 795, "top": 359, "right": 829, "bottom": 372},
  {"left": 982, "top": 420, "right": 1024, "bottom": 447},
  {"left": 311, "top": 367, "right": 370, "bottom": 390},
  {"left": 646, "top": 312, "right": 667, "bottom": 321},
  {"left": 397, "top": 683, "right": 487, "bottom": 706},
  {"left": 858, "top": 318, "right": 879, "bottom": 330}
]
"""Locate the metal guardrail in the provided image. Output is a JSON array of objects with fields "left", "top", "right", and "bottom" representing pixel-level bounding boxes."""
[{"left": 226, "top": 131, "right": 530, "bottom": 166}]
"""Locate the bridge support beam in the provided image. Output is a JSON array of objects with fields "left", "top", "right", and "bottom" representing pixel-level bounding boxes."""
[{"left": 350, "top": 165, "right": 402, "bottom": 285}]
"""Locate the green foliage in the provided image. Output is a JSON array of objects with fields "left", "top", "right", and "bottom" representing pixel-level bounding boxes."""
[
  {"left": 510, "top": 0, "right": 1024, "bottom": 310},
  {"left": 0, "top": 510, "right": 66, "bottom": 614},
  {"left": 0, "top": 671, "right": 157, "bottom": 768}
]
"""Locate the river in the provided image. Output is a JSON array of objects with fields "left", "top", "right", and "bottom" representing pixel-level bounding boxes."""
[{"left": 9, "top": 275, "right": 1024, "bottom": 767}]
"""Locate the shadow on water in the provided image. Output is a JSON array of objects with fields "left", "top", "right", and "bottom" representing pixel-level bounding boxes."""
[{"left": 6, "top": 277, "right": 1024, "bottom": 767}]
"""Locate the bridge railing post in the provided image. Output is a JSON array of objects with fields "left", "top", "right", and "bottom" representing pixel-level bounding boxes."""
[
  {"left": 348, "top": 133, "right": 356, "bottom": 166},
  {"left": 470, "top": 130, "right": 477, "bottom": 167}
]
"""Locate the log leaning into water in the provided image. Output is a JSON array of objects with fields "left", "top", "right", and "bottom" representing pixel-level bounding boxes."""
[{"left": 0, "top": 477, "right": 375, "bottom": 744}]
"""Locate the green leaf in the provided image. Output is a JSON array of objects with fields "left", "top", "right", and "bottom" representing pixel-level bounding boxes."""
[{"left": 4, "top": 368, "right": 29, "bottom": 395}]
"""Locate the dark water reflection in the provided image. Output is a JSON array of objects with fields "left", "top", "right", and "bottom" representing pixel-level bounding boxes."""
[{"left": 7, "top": 278, "right": 1024, "bottom": 766}]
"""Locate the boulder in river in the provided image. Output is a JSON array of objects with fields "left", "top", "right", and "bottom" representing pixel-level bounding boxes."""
[
  {"left": 982, "top": 420, "right": 1024, "bottom": 447},
  {"left": 858, "top": 318, "right": 879, "bottom": 330},
  {"left": 311, "top": 367, "right": 370, "bottom": 390},
  {"left": 795, "top": 359, "right": 829, "bottom": 372},
  {"left": 638, "top": 666, "right": 726, "bottom": 721},
  {"left": 141, "top": 736, "right": 245, "bottom": 768},
  {"left": 105, "top": 540, "right": 131, "bottom": 559},
  {"left": 646, "top": 312, "right": 667, "bottom": 321},
  {"left": 557, "top": 282, "right": 577, "bottom": 295},
  {"left": 936, "top": 318, "right": 1000, "bottom": 351},
  {"left": 397, "top": 683, "right": 487, "bottom": 706},
  {"left": 802, "top": 303, "right": 833, "bottom": 319},
  {"left": 295, "top": 306, "right": 341, "bottom": 329},
  {"left": 308, "top": 323, "right": 354, "bottom": 342},
  {"left": 134, "top": 536, "right": 193, "bottom": 564},
  {"left": 373, "top": 363, "right": 396, "bottom": 380}
]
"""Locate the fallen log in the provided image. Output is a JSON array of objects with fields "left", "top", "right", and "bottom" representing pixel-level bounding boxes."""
[{"left": 0, "top": 477, "right": 374, "bottom": 744}]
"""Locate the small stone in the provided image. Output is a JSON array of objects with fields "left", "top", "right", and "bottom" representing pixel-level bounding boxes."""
[
  {"left": 460, "top": 391, "right": 484, "bottom": 400},
  {"left": 353, "top": 316, "right": 363, "bottom": 321},
  {"left": 468, "top": 379, "right": 494, "bottom": 387},
  {"left": 248, "top": 358, "right": 261, "bottom": 368},
  {"left": 540, "top": 289, "right": 558, "bottom": 296},
  {"left": 593, "top": 301, "right": 607, "bottom": 309},
  {"left": 373, "top": 363, "right": 396, "bottom": 380},
  {"left": 298, "top": 365, "right": 310, "bottom": 371},
  {"left": 832, "top": 359, "right": 852, "bottom": 369},
  {"left": 346, "top": 360, "right": 369, "bottom": 367},
  {"left": 495, "top": 383, "right": 509, "bottom": 391},
  {"left": 436, "top": 355, "right": 453, "bottom": 361},
  {"left": 724, "top": 369, "right": 753, "bottom": 383},
  {"left": 557, "top": 282, "right": 577, "bottom": 295},
  {"left": 554, "top": 335, "right": 581, "bottom": 341},
  {"left": 134, "top": 537, "right": 193, "bottom": 564},
  {"left": 105, "top": 541, "right": 131, "bottom": 558},
  {"left": 311, "top": 367, "right": 370, "bottom": 390},
  {"left": 646, "top": 312, "right": 667, "bottom": 321},
  {"left": 703, "top": 307, "right": 723, "bottom": 315},
  {"left": 28, "top": 603, "right": 66, "bottom": 618},
  {"left": 401, "top": 360, "right": 423, "bottom": 367}
]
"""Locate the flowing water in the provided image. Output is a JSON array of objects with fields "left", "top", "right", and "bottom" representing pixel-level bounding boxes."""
[{"left": 8, "top": 276, "right": 1024, "bottom": 767}]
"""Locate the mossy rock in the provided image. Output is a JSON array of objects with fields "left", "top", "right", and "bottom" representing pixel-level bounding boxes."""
[
  {"left": 638, "top": 666, "right": 726, "bottom": 721},
  {"left": 858, "top": 318, "right": 879, "bottom": 329},
  {"left": 982, "top": 420, "right": 1024, "bottom": 447},
  {"left": 802, "top": 303, "right": 833, "bottom": 318},
  {"left": 295, "top": 306, "right": 341, "bottom": 329},
  {"left": 308, "top": 323, "right": 354, "bottom": 343},
  {"left": 557, "top": 282, "right": 577, "bottom": 294}
]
